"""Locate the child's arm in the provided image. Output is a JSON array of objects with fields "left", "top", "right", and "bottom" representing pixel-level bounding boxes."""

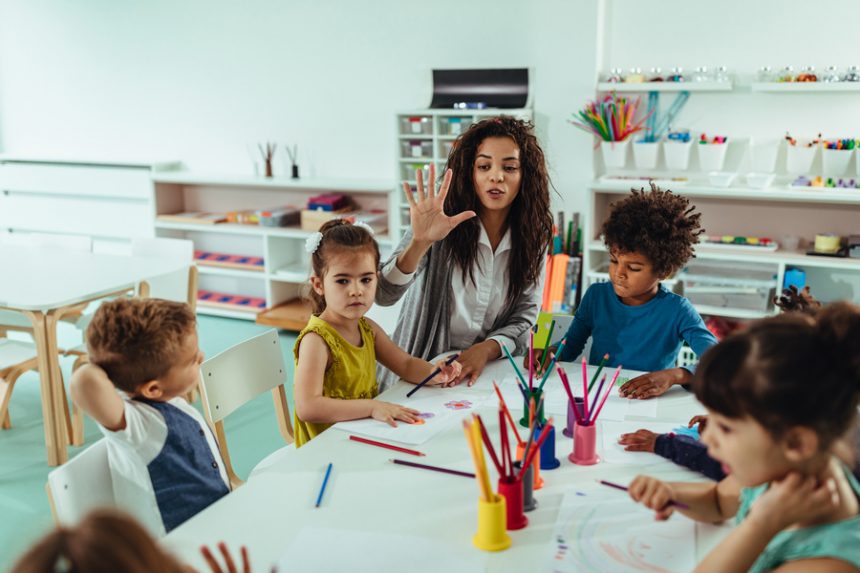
[
  {"left": 293, "top": 332, "right": 421, "bottom": 427},
  {"left": 69, "top": 363, "right": 126, "bottom": 431},
  {"left": 618, "top": 430, "right": 727, "bottom": 481},
  {"left": 627, "top": 474, "right": 741, "bottom": 523},
  {"left": 367, "top": 319, "right": 461, "bottom": 386}
]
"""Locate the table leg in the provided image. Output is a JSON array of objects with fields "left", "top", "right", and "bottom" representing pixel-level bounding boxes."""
[
  {"left": 45, "top": 310, "right": 72, "bottom": 456},
  {"left": 24, "top": 311, "right": 64, "bottom": 466}
]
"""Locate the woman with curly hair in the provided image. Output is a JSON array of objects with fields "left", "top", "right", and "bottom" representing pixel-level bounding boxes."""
[
  {"left": 376, "top": 116, "right": 553, "bottom": 389},
  {"left": 541, "top": 183, "right": 717, "bottom": 399}
]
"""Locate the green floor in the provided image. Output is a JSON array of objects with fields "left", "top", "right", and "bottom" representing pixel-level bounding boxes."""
[{"left": 0, "top": 316, "right": 298, "bottom": 571}]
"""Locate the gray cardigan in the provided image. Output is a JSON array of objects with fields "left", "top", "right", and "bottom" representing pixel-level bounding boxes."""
[{"left": 375, "top": 230, "right": 539, "bottom": 391}]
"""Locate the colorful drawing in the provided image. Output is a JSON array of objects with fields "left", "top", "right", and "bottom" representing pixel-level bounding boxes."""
[
  {"left": 417, "top": 412, "right": 435, "bottom": 419},
  {"left": 444, "top": 400, "right": 473, "bottom": 411}
]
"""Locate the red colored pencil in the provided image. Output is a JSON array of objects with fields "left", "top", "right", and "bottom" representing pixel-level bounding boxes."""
[
  {"left": 348, "top": 435, "right": 424, "bottom": 457},
  {"left": 475, "top": 414, "right": 503, "bottom": 475},
  {"left": 557, "top": 365, "right": 583, "bottom": 424},
  {"left": 493, "top": 381, "right": 524, "bottom": 446}
]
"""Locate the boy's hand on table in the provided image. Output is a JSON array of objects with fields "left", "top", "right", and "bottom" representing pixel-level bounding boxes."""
[
  {"left": 619, "top": 367, "right": 690, "bottom": 399},
  {"left": 618, "top": 429, "right": 658, "bottom": 452}
]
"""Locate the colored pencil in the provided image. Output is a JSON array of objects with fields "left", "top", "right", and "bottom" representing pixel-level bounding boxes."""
[
  {"left": 598, "top": 480, "right": 690, "bottom": 509},
  {"left": 463, "top": 421, "right": 490, "bottom": 501},
  {"left": 517, "top": 418, "right": 553, "bottom": 480},
  {"left": 502, "top": 346, "right": 529, "bottom": 393},
  {"left": 349, "top": 435, "right": 425, "bottom": 457},
  {"left": 539, "top": 319, "right": 556, "bottom": 371},
  {"left": 315, "top": 463, "right": 333, "bottom": 508},
  {"left": 588, "top": 374, "right": 607, "bottom": 419},
  {"left": 537, "top": 337, "right": 567, "bottom": 392},
  {"left": 588, "top": 373, "right": 617, "bottom": 425},
  {"left": 471, "top": 420, "right": 494, "bottom": 501},
  {"left": 581, "top": 357, "right": 590, "bottom": 420},
  {"left": 476, "top": 414, "right": 503, "bottom": 475},
  {"left": 588, "top": 353, "right": 609, "bottom": 393},
  {"left": 528, "top": 328, "right": 535, "bottom": 390},
  {"left": 407, "top": 353, "right": 459, "bottom": 398},
  {"left": 390, "top": 458, "right": 475, "bottom": 479},
  {"left": 492, "top": 381, "right": 524, "bottom": 446},
  {"left": 557, "top": 365, "right": 583, "bottom": 424}
]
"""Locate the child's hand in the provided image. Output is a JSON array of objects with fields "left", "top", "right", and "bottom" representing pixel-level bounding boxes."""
[
  {"left": 749, "top": 471, "right": 840, "bottom": 533},
  {"left": 619, "top": 367, "right": 688, "bottom": 399},
  {"left": 627, "top": 475, "right": 677, "bottom": 520},
  {"left": 452, "top": 341, "right": 496, "bottom": 386},
  {"left": 688, "top": 415, "right": 709, "bottom": 431},
  {"left": 431, "top": 359, "right": 463, "bottom": 387},
  {"left": 618, "top": 429, "right": 658, "bottom": 452},
  {"left": 371, "top": 401, "right": 421, "bottom": 427},
  {"left": 523, "top": 346, "right": 556, "bottom": 376},
  {"left": 198, "top": 542, "right": 250, "bottom": 573}
]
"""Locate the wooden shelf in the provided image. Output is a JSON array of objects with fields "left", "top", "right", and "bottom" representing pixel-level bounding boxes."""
[
  {"left": 597, "top": 81, "right": 732, "bottom": 93},
  {"left": 256, "top": 298, "right": 312, "bottom": 331}
]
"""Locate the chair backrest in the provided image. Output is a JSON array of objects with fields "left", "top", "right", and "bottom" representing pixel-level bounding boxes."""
[
  {"left": 198, "top": 329, "right": 293, "bottom": 487},
  {"left": 131, "top": 237, "right": 198, "bottom": 309},
  {"left": 0, "top": 231, "right": 92, "bottom": 251},
  {"left": 46, "top": 440, "right": 115, "bottom": 525}
]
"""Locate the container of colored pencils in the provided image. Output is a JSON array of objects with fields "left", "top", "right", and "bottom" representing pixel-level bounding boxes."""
[
  {"left": 463, "top": 417, "right": 511, "bottom": 551},
  {"left": 570, "top": 421, "right": 599, "bottom": 465},
  {"left": 563, "top": 397, "right": 584, "bottom": 438},
  {"left": 519, "top": 389, "right": 546, "bottom": 428}
]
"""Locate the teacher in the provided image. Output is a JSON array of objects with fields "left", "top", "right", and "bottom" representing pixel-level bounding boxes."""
[{"left": 376, "top": 117, "right": 553, "bottom": 389}]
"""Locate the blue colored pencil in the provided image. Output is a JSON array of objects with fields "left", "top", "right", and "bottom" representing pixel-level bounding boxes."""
[
  {"left": 315, "top": 462, "right": 333, "bottom": 508},
  {"left": 407, "top": 353, "right": 459, "bottom": 398}
]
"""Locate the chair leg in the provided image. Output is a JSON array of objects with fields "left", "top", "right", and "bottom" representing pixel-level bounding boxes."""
[
  {"left": 0, "top": 368, "right": 24, "bottom": 430},
  {"left": 69, "top": 354, "right": 88, "bottom": 446}
]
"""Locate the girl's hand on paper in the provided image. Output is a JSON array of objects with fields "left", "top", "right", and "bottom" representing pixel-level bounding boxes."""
[
  {"left": 627, "top": 475, "right": 676, "bottom": 520},
  {"left": 618, "top": 429, "right": 658, "bottom": 452},
  {"left": 197, "top": 542, "right": 251, "bottom": 573},
  {"left": 619, "top": 368, "right": 688, "bottom": 399},
  {"left": 371, "top": 401, "right": 421, "bottom": 427},
  {"left": 403, "top": 164, "right": 475, "bottom": 245}
]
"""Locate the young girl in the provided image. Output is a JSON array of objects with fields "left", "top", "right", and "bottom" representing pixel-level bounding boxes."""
[
  {"left": 10, "top": 509, "right": 249, "bottom": 573},
  {"left": 627, "top": 303, "right": 860, "bottom": 573},
  {"left": 293, "top": 219, "right": 462, "bottom": 447},
  {"left": 376, "top": 116, "right": 553, "bottom": 389},
  {"left": 531, "top": 184, "right": 717, "bottom": 399}
]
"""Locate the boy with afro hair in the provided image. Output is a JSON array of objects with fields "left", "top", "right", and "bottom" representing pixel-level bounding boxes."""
[{"left": 554, "top": 183, "right": 717, "bottom": 399}]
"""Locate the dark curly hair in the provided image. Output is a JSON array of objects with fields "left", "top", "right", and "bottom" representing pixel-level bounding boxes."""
[
  {"left": 602, "top": 183, "right": 703, "bottom": 277},
  {"left": 442, "top": 116, "right": 553, "bottom": 305},
  {"left": 308, "top": 219, "right": 380, "bottom": 314}
]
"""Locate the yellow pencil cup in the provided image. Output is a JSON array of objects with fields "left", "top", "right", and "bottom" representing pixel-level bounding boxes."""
[{"left": 473, "top": 494, "right": 512, "bottom": 552}]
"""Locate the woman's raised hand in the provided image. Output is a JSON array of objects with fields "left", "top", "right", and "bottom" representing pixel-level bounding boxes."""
[{"left": 403, "top": 164, "right": 476, "bottom": 244}]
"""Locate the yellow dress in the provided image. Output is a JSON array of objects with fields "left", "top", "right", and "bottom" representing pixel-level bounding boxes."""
[{"left": 293, "top": 315, "right": 378, "bottom": 447}]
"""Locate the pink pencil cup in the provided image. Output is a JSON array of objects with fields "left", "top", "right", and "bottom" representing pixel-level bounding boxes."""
[
  {"left": 497, "top": 477, "right": 528, "bottom": 530},
  {"left": 569, "top": 422, "right": 600, "bottom": 465}
]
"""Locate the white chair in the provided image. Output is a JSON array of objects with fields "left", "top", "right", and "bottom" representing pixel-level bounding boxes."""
[
  {"left": 198, "top": 329, "right": 294, "bottom": 488},
  {"left": 46, "top": 439, "right": 115, "bottom": 525}
]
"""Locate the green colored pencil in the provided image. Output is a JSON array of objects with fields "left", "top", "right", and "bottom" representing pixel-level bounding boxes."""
[
  {"left": 587, "top": 353, "right": 609, "bottom": 393},
  {"left": 539, "top": 320, "right": 556, "bottom": 370}
]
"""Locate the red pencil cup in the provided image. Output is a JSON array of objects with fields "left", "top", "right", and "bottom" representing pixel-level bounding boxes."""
[
  {"left": 497, "top": 477, "right": 528, "bottom": 530},
  {"left": 512, "top": 460, "right": 537, "bottom": 512},
  {"left": 519, "top": 389, "right": 545, "bottom": 427},
  {"left": 563, "top": 397, "right": 584, "bottom": 438},
  {"left": 516, "top": 442, "right": 543, "bottom": 490},
  {"left": 569, "top": 421, "right": 600, "bottom": 465}
]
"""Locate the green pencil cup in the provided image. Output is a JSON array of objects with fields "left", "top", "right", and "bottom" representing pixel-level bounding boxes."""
[{"left": 519, "top": 389, "right": 545, "bottom": 427}]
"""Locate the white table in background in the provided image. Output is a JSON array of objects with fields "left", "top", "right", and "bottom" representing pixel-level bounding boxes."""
[
  {"left": 165, "top": 360, "right": 730, "bottom": 571},
  {"left": 0, "top": 245, "right": 187, "bottom": 465}
]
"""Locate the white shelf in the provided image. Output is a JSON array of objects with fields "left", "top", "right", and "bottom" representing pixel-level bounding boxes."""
[
  {"left": 397, "top": 134, "right": 433, "bottom": 140},
  {"left": 270, "top": 264, "right": 309, "bottom": 283},
  {"left": 751, "top": 82, "right": 860, "bottom": 93},
  {"left": 196, "top": 305, "right": 260, "bottom": 321},
  {"left": 156, "top": 220, "right": 390, "bottom": 243},
  {"left": 691, "top": 305, "right": 774, "bottom": 320},
  {"left": 398, "top": 157, "right": 434, "bottom": 163},
  {"left": 597, "top": 81, "right": 732, "bottom": 93},
  {"left": 196, "top": 265, "right": 266, "bottom": 279},
  {"left": 590, "top": 181, "right": 860, "bottom": 206},
  {"left": 152, "top": 172, "right": 396, "bottom": 194},
  {"left": 588, "top": 241, "right": 860, "bottom": 271}
]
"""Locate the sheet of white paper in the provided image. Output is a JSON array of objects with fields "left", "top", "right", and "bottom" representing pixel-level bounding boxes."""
[
  {"left": 548, "top": 486, "right": 696, "bottom": 573},
  {"left": 278, "top": 527, "right": 486, "bottom": 573},
  {"left": 599, "top": 420, "right": 680, "bottom": 465}
]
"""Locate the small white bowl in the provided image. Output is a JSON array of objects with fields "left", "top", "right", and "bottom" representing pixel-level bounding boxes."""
[
  {"left": 746, "top": 172, "right": 775, "bottom": 189},
  {"left": 708, "top": 171, "right": 737, "bottom": 188}
]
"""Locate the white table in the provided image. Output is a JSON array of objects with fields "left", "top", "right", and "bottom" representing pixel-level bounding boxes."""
[
  {"left": 165, "top": 361, "right": 731, "bottom": 571},
  {"left": 0, "top": 245, "right": 188, "bottom": 465}
]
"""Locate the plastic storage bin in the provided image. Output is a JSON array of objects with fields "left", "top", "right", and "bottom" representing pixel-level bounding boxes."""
[
  {"left": 440, "top": 116, "right": 471, "bottom": 136},
  {"left": 680, "top": 260, "right": 778, "bottom": 314},
  {"left": 601, "top": 140, "right": 630, "bottom": 169},
  {"left": 400, "top": 116, "right": 432, "bottom": 135},
  {"left": 632, "top": 141, "right": 660, "bottom": 169},
  {"left": 663, "top": 141, "right": 693, "bottom": 170},
  {"left": 401, "top": 140, "right": 433, "bottom": 158},
  {"left": 786, "top": 144, "right": 818, "bottom": 174},
  {"left": 696, "top": 143, "right": 729, "bottom": 171}
]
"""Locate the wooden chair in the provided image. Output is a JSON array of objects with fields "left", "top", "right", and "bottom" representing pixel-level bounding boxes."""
[
  {"left": 198, "top": 329, "right": 293, "bottom": 488},
  {"left": 46, "top": 439, "right": 115, "bottom": 525},
  {"left": 0, "top": 338, "right": 40, "bottom": 430},
  {"left": 66, "top": 237, "right": 198, "bottom": 444}
]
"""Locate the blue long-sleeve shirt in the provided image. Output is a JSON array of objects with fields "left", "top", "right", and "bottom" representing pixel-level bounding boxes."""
[{"left": 558, "top": 282, "right": 717, "bottom": 372}]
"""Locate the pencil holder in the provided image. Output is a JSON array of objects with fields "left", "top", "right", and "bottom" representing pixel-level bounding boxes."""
[
  {"left": 696, "top": 143, "right": 728, "bottom": 172},
  {"left": 563, "top": 397, "right": 584, "bottom": 438},
  {"left": 512, "top": 461, "right": 537, "bottom": 512},
  {"left": 663, "top": 140, "right": 692, "bottom": 170},
  {"left": 519, "top": 389, "right": 545, "bottom": 427},
  {"left": 822, "top": 148, "right": 852, "bottom": 176},
  {"left": 497, "top": 478, "right": 528, "bottom": 530},
  {"left": 569, "top": 422, "right": 600, "bottom": 465},
  {"left": 516, "top": 442, "right": 544, "bottom": 490},
  {"left": 473, "top": 494, "right": 512, "bottom": 551},
  {"left": 600, "top": 140, "right": 630, "bottom": 169},
  {"left": 538, "top": 424, "right": 561, "bottom": 470},
  {"left": 749, "top": 137, "right": 780, "bottom": 173},
  {"left": 632, "top": 140, "right": 660, "bottom": 170},
  {"left": 786, "top": 144, "right": 818, "bottom": 174}
]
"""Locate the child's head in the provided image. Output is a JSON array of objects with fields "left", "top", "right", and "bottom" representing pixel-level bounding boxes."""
[
  {"left": 308, "top": 219, "right": 380, "bottom": 316},
  {"left": 443, "top": 116, "right": 553, "bottom": 303},
  {"left": 694, "top": 303, "right": 860, "bottom": 486},
  {"left": 86, "top": 298, "right": 202, "bottom": 400},
  {"left": 602, "top": 184, "right": 703, "bottom": 302},
  {"left": 10, "top": 509, "right": 187, "bottom": 573}
]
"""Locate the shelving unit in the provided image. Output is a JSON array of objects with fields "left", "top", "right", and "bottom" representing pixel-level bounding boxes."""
[
  {"left": 596, "top": 81, "right": 733, "bottom": 93},
  {"left": 151, "top": 173, "right": 399, "bottom": 326},
  {"left": 751, "top": 82, "right": 860, "bottom": 93},
  {"left": 395, "top": 108, "right": 532, "bottom": 238}
]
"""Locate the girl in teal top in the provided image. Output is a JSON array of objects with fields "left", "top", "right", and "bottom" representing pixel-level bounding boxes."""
[{"left": 624, "top": 303, "right": 860, "bottom": 573}]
